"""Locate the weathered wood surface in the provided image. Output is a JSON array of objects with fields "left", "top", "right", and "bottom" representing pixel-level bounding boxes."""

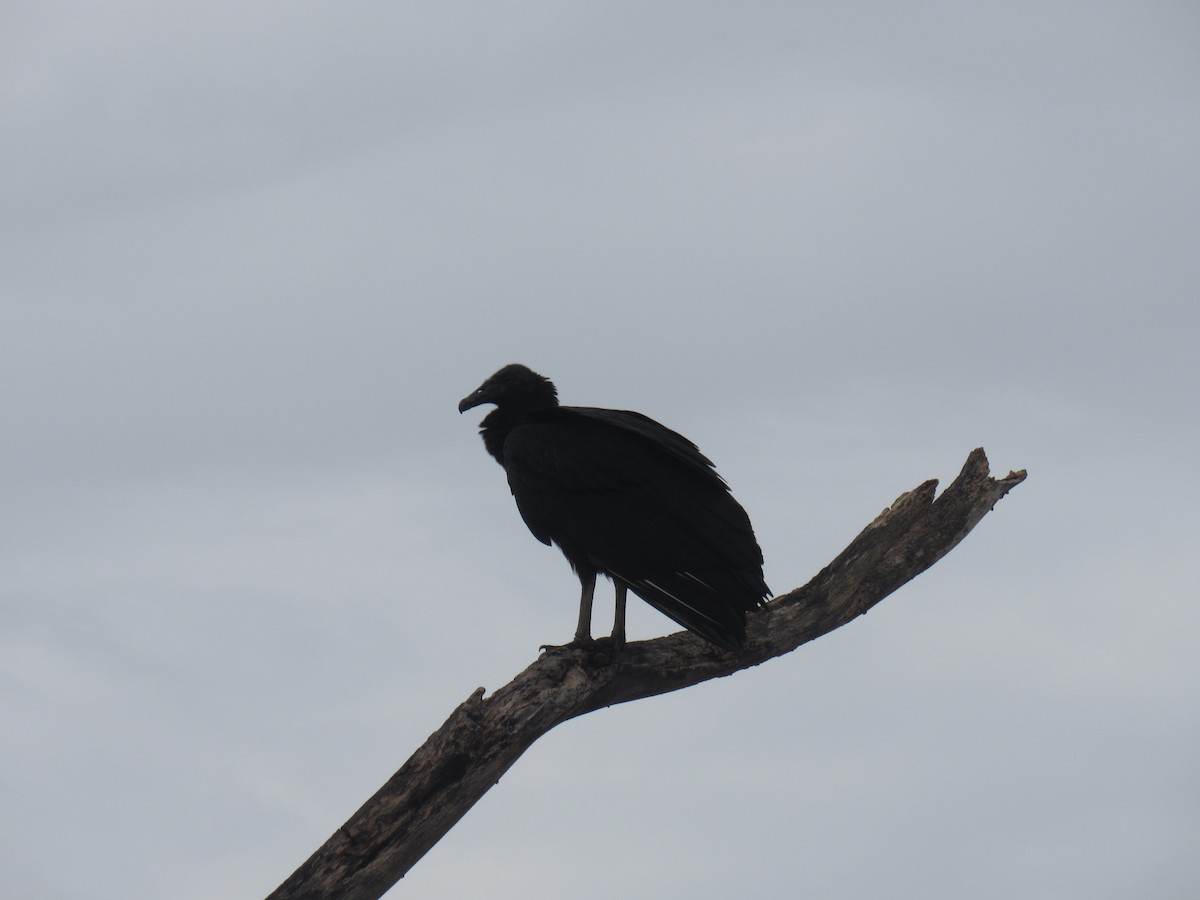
[{"left": 269, "top": 447, "right": 1026, "bottom": 900}]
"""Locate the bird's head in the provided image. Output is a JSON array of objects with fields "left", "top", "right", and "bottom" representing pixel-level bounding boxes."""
[{"left": 458, "top": 364, "right": 559, "bottom": 415}]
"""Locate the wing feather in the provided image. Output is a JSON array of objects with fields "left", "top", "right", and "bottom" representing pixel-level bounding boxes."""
[{"left": 501, "top": 408, "right": 769, "bottom": 646}]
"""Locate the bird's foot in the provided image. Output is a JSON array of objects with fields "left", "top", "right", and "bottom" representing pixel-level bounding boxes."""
[
  {"left": 539, "top": 636, "right": 599, "bottom": 653},
  {"left": 539, "top": 635, "right": 624, "bottom": 661}
]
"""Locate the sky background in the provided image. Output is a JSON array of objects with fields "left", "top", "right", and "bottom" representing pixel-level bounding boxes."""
[{"left": 3, "top": 2, "right": 1198, "bottom": 897}]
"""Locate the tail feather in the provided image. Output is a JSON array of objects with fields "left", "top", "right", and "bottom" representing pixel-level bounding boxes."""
[{"left": 619, "top": 568, "right": 769, "bottom": 650}]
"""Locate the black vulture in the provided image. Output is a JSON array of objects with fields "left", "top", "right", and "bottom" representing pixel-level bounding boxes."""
[{"left": 458, "top": 364, "right": 770, "bottom": 651}]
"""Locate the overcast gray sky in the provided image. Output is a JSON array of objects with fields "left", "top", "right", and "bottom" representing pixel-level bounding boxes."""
[{"left": 3, "top": 2, "right": 1198, "bottom": 897}]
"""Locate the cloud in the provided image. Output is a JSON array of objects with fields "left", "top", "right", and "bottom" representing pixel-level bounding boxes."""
[{"left": 1, "top": 2, "right": 1197, "bottom": 897}]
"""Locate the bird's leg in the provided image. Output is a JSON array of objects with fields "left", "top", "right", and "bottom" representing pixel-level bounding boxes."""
[
  {"left": 610, "top": 582, "right": 627, "bottom": 651},
  {"left": 573, "top": 570, "right": 596, "bottom": 643}
]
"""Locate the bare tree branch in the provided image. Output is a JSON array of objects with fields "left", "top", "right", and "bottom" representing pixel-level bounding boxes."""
[{"left": 268, "top": 447, "right": 1026, "bottom": 900}]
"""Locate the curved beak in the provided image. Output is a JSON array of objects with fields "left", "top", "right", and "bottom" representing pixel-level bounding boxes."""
[{"left": 458, "top": 386, "right": 490, "bottom": 414}]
